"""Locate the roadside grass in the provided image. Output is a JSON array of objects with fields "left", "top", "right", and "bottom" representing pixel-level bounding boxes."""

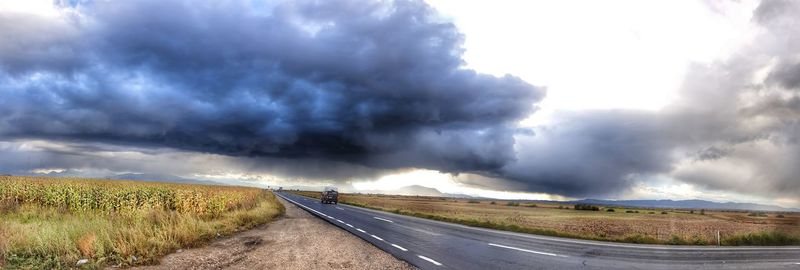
[
  {"left": 289, "top": 191, "right": 800, "bottom": 246},
  {"left": 0, "top": 176, "right": 285, "bottom": 269}
]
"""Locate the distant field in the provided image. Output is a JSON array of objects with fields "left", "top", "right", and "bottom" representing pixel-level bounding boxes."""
[
  {"left": 291, "top": 191, "right": 800, "bottom": 246},
  {"left": 0, "top": 176, "right": 284, "bottom": 269}
]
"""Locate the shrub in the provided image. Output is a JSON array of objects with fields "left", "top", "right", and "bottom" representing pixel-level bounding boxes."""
[
  {"left": 506, "top": 202, "right": 520, "bottom": 207},
  {"left": 623, "top": 234, "right": 659, "bottom": 244},
  {"left": 490, "top": 201, "right": 496, "bottom": 205},
  {"left": 722, "top": 231, "right": 800, "bottom": 246},
  {"left": 574, "top": 204, "right": 600, "bottom": 211},
  {"left": 690, "top": 210, "right": 694, "bottom": 214},
  {"left": 777, "top": 214, "right": 785, "bottom": 218},
  {"left": 667, "top": 235, "right": 687, "bottom": 245},
  {"left": 606, "top": 208, "right": 615, "bottom": 212},
  {"left": 661, "top": 211, "right": 668, "bottom": 215},
  {"left": 467, "top": 200, "right": 480, "bottom": 204},
  {"left": 525, "top": 204, "right": 537, "bottom": 207},
  {"left": 748, "top": 212, "right": 767, "bottom": 217},
  {"left": 625, "top": 210, "right": 635, "bottom": 213},
  {"left": 700, "top": 209, "right": 705, "bottom": 215},
  {"left": 648, "top": 212, "right": 655, "bottom": 214}
]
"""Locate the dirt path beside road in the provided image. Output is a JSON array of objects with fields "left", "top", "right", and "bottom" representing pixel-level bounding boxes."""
[{"left": 133, "top": 196, "right": 415, "bottom": 270}]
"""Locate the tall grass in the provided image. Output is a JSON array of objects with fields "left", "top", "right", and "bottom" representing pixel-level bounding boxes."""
[{"left": 0, "top": 176, "right": 284, "bottom": 268}]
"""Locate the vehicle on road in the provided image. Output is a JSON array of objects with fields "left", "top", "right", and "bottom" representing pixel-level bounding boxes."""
[{"left": 321, "top": 186, "right": 338, "bottom": 204}]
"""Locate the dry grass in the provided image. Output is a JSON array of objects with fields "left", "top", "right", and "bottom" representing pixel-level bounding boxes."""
[
  {"left": 0, "top": 176, "right": 285, "bottom": 269},
  {"left": 291, "top": 191, "right": 800, "bottom": 246}
]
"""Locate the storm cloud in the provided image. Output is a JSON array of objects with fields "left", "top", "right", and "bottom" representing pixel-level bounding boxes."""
[
  {"left": 2, "top": 0, "right": 799, "bottom": 202},
  {"left": 497, "top": 0, "right": 800, "bottom": 199},
  {"left": 0, "top": 0, "right": 542, "bottom": 174}
]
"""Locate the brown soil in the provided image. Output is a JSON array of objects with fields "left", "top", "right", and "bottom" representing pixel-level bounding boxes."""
[{"left": 130, "top": 197, "right": 416, "bottom": 270}]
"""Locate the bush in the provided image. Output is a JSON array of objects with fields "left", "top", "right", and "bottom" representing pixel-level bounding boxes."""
[
  {"left": 574, "top": 204, "right": 600, "bottom": 211},
  {"left": 700, "top": 209, "right": 705, "bottom": 215},
  {"left": 467, "top": 200, "right": 480, "bottom": 204},
  {"left": 625, "top": 210, "right": 635, "bottom": 213},
  {"left": 667, "top": 235, "right": 687, "bottom": 245},
  {"left": 777, "top": 214, "right": 785, "bottom": 218},
  {"left": 661, "top": 211, "right": 668, "bottom": 215},
  {"left": 748, "top": 212, "right": 767, "bottom": 217},
  {"left": 506, "top": 202, "right": 520, "bottom": 207},
  {"left": 722, "top": 231, "right": 800, "bottom": 246},
  {"left": 490, "top": 201, "right": 496, "bottom": 205},
  {"left": 525, "top": 204, "right": 537, "bottom": 207},
  {"left": 606, "top": 208, "right": 615, "bottom": 212},
  {"left": 557, "top": 205, "right": 564, "bottom": 209},
  {"left": 648, "top": 212, "right": 655, "bottom": 214},
  {"left": 623, "top": 234, "right": 659, "bottom": 244}
]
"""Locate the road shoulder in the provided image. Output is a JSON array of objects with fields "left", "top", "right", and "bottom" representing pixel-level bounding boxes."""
[{"left": 131, "top": 196, "right": 416, "bottom": 270}]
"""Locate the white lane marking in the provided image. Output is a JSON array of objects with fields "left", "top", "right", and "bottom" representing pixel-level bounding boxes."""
[
  {"left": 345, "top": 223, "right": 354, "bottom": 228},
  {"left": 370, "top": 234, "right": 384, "bottom": 241},
  {"left": 336, "top": 219, "right": 345, "bottom": 224},
  {"left": 391, "top": 244, "right": 408, "bottom": 251},
  {"left": 356, "top": 228, "right": 366, "bottom": 233},
  {"left": 336, "top": 207, "right": 344, "bottom": 210},
  {"left": 374, "top": 217, "right": 394, "bottom": 223},
  {"left": 488, "top": 243, "right": 567, "bottom": 257},
  {"left": 417, "top": 255, "right": 442, "bottom": 266}
]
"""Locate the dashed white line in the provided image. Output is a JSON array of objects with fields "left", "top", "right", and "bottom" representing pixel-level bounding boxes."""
[
  {"left": 345, "top": 223, "right": 354, "bottom": 228},
  {"left": 417, "top": 255, "right": 442, "bottom": 266},
  {"left": 391, "top": 244, "right": 408, "bottom": 251},
  {"left": 374, "top": 217, "right": 394, "bottom": 223},
  {"left": 488, "top": 243, "right": 566, "bottom": 257},
  {"left": 370, "top": 234, "right": 384, "bottom": 241},
  {"left": 336, "top": 207, "right": 344, "bottom": 210},
  {"left": 356, "top": 228, "right": 366, "bottom": 233}
]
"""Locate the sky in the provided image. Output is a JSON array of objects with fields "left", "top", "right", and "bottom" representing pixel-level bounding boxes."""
[{"left": 0, "top": 0, "right": 798, "bottom": 207}]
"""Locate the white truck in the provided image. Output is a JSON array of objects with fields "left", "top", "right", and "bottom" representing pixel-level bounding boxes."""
[{"left": 321, "top": 186, "right": 339, "bottom": 204}]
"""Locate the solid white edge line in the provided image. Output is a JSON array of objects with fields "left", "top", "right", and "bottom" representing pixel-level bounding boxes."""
[
  {"left": 374, "top": 217, "right": 394, "bottom": 223},
  {"left": 356, "top": 228, "right": 366, "bottom": 233},
  {"left": 417, "top": 255, "right": 442, "bottom": 266},
  {"left": 346, "top": 223, "right": 354, "bottom": 228},
  {"left": 336, "top": 219, "right": 345, "bottom": 223},
  {"left": 391, "top": 244, "right": 408, "bottom": 251},
  {"left": 370, "top": 234, "right": 384, "bottom": 241},
  {"left": 488, "top": 243, "right": 566, "bottom": 257}
]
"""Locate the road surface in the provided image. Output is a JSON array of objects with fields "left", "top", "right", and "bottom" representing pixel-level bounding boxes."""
[{"left": 275, "top": 192, "right": 800, "bottom": 270}]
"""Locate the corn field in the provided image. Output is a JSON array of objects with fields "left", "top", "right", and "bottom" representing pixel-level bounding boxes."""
[{"left": 0, "top": 176, "right": 265, "bottom": 218}]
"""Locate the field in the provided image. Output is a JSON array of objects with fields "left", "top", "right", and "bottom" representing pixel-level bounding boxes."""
[
  {"left": 291, "top": 191, "right": 800, "bottom": 246},
  {"left": 0, "top": 176, "right": 284, "bottom": 269}
]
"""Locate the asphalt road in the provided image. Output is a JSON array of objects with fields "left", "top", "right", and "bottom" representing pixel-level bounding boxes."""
[{"left": 275, "top": 192, "right": 800, "bottom": 270}]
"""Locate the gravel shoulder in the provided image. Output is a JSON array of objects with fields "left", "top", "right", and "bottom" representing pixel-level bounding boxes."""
[{"left": 132, "top": 196, "right": 416, "bottom": 270}]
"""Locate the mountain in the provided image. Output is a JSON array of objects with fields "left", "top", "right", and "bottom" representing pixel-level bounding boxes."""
[
  {"left": 572, "top": 199, "right": 799, "bottom": 212},
  {"left": 109, "top": 173, "right": 223, "bottom": 186},
  {"left": 354, "top": 185, "right": 448, "bottom": 197}
]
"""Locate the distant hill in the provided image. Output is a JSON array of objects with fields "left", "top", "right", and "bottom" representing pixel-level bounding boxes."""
[
  {"left": 572, "top": 199, "right": 800, "bottom": 212},
  {"left": 355, "top": 185, "right": 450, "bottom": 197},
  {"left": 109, "top": 173, "right": 223, "bottom": 186}
]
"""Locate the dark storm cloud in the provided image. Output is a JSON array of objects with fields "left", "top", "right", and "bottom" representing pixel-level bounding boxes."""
[
  {"left": 500, "top": 111, "right": 675, "bottom": 197},
  {"left": 0, "top": 0, "right": 543, "bottom": 174}
]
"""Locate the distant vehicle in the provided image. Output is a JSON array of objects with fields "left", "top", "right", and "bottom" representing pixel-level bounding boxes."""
[{"left": 321, "top": 186, "right": 338, "bottom": 204}]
